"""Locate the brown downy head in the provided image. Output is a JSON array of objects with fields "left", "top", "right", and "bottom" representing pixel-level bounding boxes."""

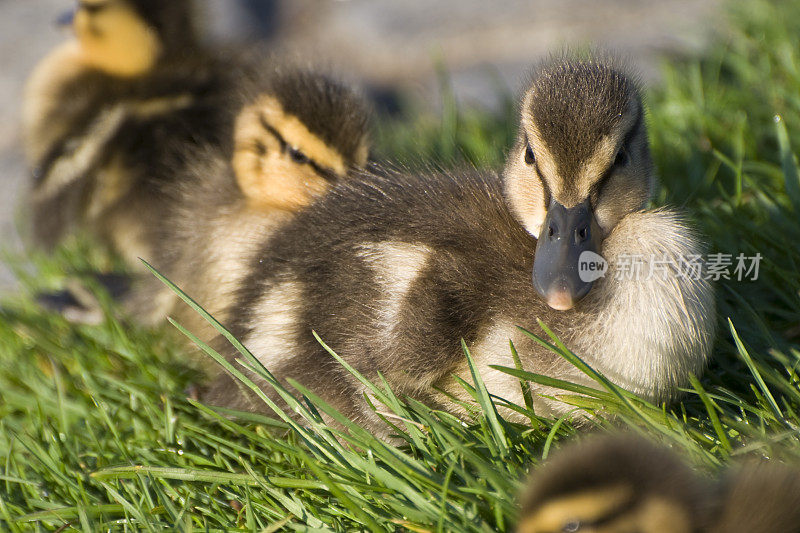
[
  {"left": 232, "top": 68, "right": 371, "bottom": 210},
  {"left": 504, "top": 58, "right": 655, "bottom": 310},
  {"left": 518, "top": 435, "right": 714, "bottom": 533},
  {"left": 62, "top": 0, "right": 197, "bottom": 77}
]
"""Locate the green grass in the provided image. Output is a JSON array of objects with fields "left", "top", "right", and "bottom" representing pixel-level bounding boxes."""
[{"left": 2, "top": 0, "right": 800, "bottom": 530}]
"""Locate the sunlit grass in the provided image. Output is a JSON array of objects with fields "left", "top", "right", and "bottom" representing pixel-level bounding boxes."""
[{"left": 1, "top": 0, "right": 800, "bottom": 530}]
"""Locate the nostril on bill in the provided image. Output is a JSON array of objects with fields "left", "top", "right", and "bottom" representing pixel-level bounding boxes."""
[{"left": 576, "top": 225, "right": 589, "bottom": 243}]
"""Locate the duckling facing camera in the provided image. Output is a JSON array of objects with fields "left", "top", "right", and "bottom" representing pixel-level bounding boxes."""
[
  {"left": 518, "top": 435, "right": 800, "bottom": 533},
  {"left": 201, "top": 59, "right": 716, "bottom": 436},
  {"left": 23, "top": 0, "right": 236, "bottom": 266},
  {"left": 133, "top": 65, "right": 371, "bottom": 346}
]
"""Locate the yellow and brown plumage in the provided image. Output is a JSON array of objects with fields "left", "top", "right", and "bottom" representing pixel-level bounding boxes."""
[
  {"left": 196, "top": 59, "right": 714, "bottom": 438},
  {"left": 132, "top": 65, "right": 372, "bottom": 352},
  {"left": 23, "top": 0, "right": 237, "bottom": 266},
  {"left": 518, "top": 436, "right": 715, "bottom": 533},
  {"left": 518, "top": 435, "right": 800, "bottom": 533}
]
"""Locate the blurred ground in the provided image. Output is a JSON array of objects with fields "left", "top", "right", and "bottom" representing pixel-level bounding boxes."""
[{"left": 0, "top": 0, "right": 721, "bottom": 293}]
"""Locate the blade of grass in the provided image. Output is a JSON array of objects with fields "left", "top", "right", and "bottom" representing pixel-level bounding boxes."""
[
  {"left": 461, "top": 340, "right": 509, "bottom": 456},
  {"left": 91, "top": 465, "right": 326, "bottom": 490},
  {"left": 775, "top": 114, "right": 800, "bottom": 213},
  {"left": 728, "top": 319, "right": 784, "bottom": 423},
  {"left": 688, "top": 374, "right": 732, "bottom": 452}
]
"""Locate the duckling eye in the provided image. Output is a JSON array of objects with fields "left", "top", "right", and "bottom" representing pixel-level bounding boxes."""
[
  {"left": 614, "top": 147, "right": 629, "bottom": 167},
  {"left": 524, "top": 145, "right": 536, "bottom": 166},
  {"left": 562, "top": 520, "right": 582, "bottom": 532},
  {"left": 289, "top": 148, "right": 309, "bottom": 165}
]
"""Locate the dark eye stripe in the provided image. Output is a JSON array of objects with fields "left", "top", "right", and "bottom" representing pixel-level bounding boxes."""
[
  {"left": 307, "top": 159, "right": 340, "bottom": 183},
  {"left": 622, "top": 102, "right": 644, "bottom": 147},
  {"left": 258, "top": 113, "right": 340, "bottom": 183},
  {"left": 534, "top": 159, "right": 551, "bottom": 206},
  {"left": 610, "top": 102, "right": 643, "bottom": 172},
  {"left": 591, "top": 167, "right": 620, "bottom": 208},
  {"left": 259, "top": 114, "right": 288, "bottom": 153},
  {"left": 590, "top": 102, "right": 644, "bottom": 203},
  {"left": 80, "top": 2, "right": 107, "bottom": 14},
  {"left": 254, "top": 140, "right": 267, "bottom": 157}
]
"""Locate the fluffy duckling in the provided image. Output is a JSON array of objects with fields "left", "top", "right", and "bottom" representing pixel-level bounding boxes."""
[
  {"left": 23, "top": 0, "right": 234, "bottom": 265},
  {"left": 518, "top": 436, "right": 715, "bottom": 533},
  {"left": 518, "top": 435, "right": 800, "bottom": 533},
  {"left": 201, "top": 59, "right": 715, "bottom": 435},
  {"left": 135, "top": 66, "right": 371, "bottom": 346}
]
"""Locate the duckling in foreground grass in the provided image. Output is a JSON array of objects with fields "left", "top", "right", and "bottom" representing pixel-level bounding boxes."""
[
  {"left": 23, "top": 0, "right": 236, "bottom": 266},
  {"left": 518, "top": 436, "right": 715, "bottom": 533},
  {"left": 518, "top": 435, "right": 800, "bottom": 533},
  {"left": 197, "top": 59, "right": 716, "bottom": 436},
  {"left": 134, "top": 66, "right": 371, "bottom": 348}
]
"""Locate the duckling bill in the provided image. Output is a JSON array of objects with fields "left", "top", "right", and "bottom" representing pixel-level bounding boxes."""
[{"left": 532, "top": 198, "right": 603, "bottom": 310}]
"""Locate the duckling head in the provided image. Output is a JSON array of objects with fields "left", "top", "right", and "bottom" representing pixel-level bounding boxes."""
[
  {"left": 504, "top": 59, "right": 654, "bottom": 310},
  {"left": 60, "top": 0, "right": 196, "bottom": 77},
  {"left": 518, "top": 436, "right": 711, "bottom": 533},
  {"left": 232, "top": 69, "right": 371, "bottom": 210}
]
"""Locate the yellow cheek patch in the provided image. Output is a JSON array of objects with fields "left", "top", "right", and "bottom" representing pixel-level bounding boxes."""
[
  {"left": 232, "top": 97, "right": 348, "bottom": 210},
  {"left": 235, "top": 147, "right": 330, "bottom": 211},
  {"left": 634, "top": 496, "right": 692, "bottom": 533},
  {"left": 252, "top": 95, "right": 347, "bottom": 176},
  {"left": 519, "top": 485, "right": 633, "bottom": 533},
  {"left": 504, "top": 162, "right": 548, "bottom": 237},
  {"left": 75, "top": 5, "right": 161, "bottom": 77}
]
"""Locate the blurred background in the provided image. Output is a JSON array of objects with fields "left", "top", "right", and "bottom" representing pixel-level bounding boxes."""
[{"left": 0, "top": 0, "right": 722, "bottom": 293}]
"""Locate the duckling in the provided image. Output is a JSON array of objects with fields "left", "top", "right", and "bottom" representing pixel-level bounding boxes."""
[
  {"left": 517, "top": 435, "right": 716, "bottom": 533},
  {"left": 134, "top": 66, "right": 371, "bottom": 347},
  {"left": 23, "top": 0, "right": 235, "bottom": 265},
  {"left": 201, "top": 59, "right": 715, "bottom": 436},
  {"left": 517, "top": 435, "right": 800, "bottom": 533}
]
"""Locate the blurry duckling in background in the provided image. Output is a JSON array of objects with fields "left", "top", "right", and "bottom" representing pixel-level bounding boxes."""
[
  {"left": 23, "top": 0, "right": 237, "bottom": 266},
  {"left": 133, "top": 65, "right": 371, "bottom": 347},
  {"left": 518, "top": 434, "right": 800, "bottom": 533},
  {"left": 518, "top": 436, "right": 716, "bottom": 533},
  {"left": 200, "top": 58, "right": 715, "bottom": 437}
]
